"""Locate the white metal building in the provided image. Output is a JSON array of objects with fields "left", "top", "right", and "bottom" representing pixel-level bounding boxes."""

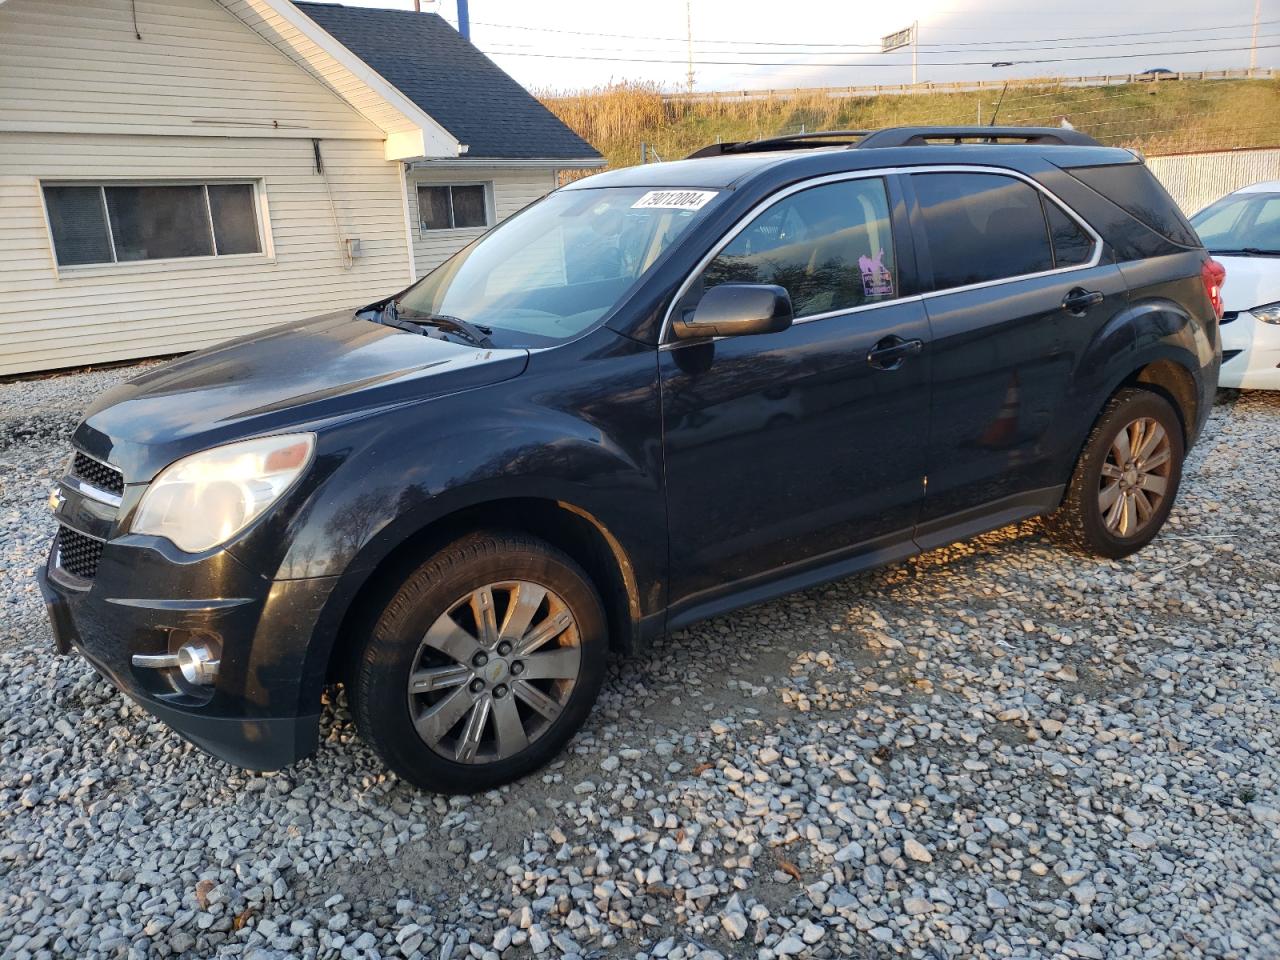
[
  {"left": 0, "top": 0, "right": 602, "bottom": 376},
  {"left": 1147, "top": 148, "right": 1280, "bottom": 216}
]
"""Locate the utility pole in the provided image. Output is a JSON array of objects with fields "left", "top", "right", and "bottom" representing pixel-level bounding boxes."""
[
  {"left": 1250, "top": 0, "right": 1261, "bottom": 74},
  {"left": 912, "top": 20, "right": 918, "bottom": 86},
  {"left": 686, "top": 0, "right": 695, "bottom": 93}
]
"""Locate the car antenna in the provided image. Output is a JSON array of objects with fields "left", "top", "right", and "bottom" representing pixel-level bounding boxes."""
[{"left": 989, "top": 81, "right": 1009, "bottom": 126}]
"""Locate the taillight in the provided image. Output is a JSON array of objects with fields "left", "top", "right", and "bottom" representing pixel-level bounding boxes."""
[{"left": 1201, "top": 258, "right": 1226, "bottom": 319}]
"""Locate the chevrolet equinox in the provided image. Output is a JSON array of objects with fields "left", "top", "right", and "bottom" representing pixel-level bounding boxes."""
[{"left": 39, "top": 127, "right": 1223, "bottom": 793}]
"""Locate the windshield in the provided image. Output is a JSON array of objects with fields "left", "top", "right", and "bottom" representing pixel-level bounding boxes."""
[
  {"left": 396, "top": 186, "right": 719, "bottom": 346},
  {"left": 1190, "top": 192, "right": 1280, "bottom": 254}
]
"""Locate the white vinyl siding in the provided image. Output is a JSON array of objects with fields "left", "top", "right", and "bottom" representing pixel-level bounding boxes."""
[
  {"left": 218, "top": 0, "right": 454, "bottom": 153},
  {"left": 0, "top": 133, "right": 410, "bottom": 376},
  {"left": 0, "top": 0, "right": 382, "bottom": 141},
  {"left": 408, "top": 166, "right": 559, "bottom": 277}
]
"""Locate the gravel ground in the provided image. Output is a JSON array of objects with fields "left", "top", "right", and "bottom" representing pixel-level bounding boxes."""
[{"left": 2, "top": 363, "right": 1278, "bottom": 960}]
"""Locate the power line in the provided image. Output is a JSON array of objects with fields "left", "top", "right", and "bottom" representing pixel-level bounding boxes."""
[
  {"left": 469, "top": 18, "right": 1280, "bottom": 50},
  {"left": 486, "top": 42, "right": 1280, "bottom": 68},
  {"left": 483, "top": 31, "right": 1280, "bottom": 59}
]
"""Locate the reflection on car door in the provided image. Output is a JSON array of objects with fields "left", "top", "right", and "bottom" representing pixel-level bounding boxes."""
[
  {"left": 659, "top": 176, "right": 932, "bottom": 621},
  {"left": 905, "top": 170, "right": 1129, "bottom": 542}
]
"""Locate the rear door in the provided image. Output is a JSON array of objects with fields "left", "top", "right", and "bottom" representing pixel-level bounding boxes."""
[
  {"left": 904, "top": 168, "right": 1129, "bottom": 541},
  {"left": 659, "top": 174, "right": 931, "bottom": 615}
]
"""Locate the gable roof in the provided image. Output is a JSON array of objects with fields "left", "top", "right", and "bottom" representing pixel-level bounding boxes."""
[
  {"left": 294, "top": 3, "right": 602, "bottom": 163},
  {"left": 218, "top": 0, "right": 461, "bottom": 160}
]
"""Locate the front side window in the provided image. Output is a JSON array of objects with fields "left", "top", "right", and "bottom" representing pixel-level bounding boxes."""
[
  {"left": 913, "top": 172, "right": 1058, "bottom": 290},
  {"left": 696, "top": 177, "right": 898, "bottom": 319},
  {"left": 42, "top": 182, "right": 262, "bottom": 267},
  {"left": 397, "top": 186, "right": 717, "bottom": 345},
  {"left": 417, "top": 184, "right": 490, "bottom": 231}
]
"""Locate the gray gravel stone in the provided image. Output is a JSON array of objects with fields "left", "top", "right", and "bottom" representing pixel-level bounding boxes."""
[{"left": 2, "top": 366, "right": 1278, "bottom": 959}]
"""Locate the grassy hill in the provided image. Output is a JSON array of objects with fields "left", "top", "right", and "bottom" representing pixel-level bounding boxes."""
[{"left": 541, "top": 78, "right": 1280, "bottom": 170}]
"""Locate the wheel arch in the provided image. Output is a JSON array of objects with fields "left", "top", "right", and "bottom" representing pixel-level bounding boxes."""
[
  {"left": 1053, "top": 350, "right": 1202, "bottom": 518},
  {"left": 316, "top": 496, "right": 644, "bottom": 694},
  {"left": 1122, "top": 357, "right": 1200, "bottom": 443}
]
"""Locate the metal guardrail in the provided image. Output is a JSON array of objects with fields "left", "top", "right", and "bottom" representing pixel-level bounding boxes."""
[{"left": 662, "top": 68, "right": 1277, "bottom": 104}]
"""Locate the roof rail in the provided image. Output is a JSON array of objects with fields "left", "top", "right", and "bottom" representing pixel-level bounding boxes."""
[
  {"left": 685, "top": 130, "right": 871, "bottom": 159},
  {"left": 854, "top": 126, "right": 1102, "bottom": 148},
  {"left": 685, "top": 126, "right": 1104, "bottom": 159}
]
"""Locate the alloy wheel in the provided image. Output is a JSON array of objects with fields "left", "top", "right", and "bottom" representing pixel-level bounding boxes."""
[
  {"left": 1098, "top": 416, "right": 1172, "bottom": 538},
  {"left": 406, "top": 581, "right": 581, "bottom": 764}
]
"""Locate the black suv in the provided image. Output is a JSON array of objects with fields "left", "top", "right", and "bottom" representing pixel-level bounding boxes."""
[{"left": 39, "top": 127, "right": 1223, "bottom": 793}]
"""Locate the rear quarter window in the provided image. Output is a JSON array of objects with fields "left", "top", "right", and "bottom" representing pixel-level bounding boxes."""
[{"left": 1067, "top": 163, "right": 1200, "bottom": 248}]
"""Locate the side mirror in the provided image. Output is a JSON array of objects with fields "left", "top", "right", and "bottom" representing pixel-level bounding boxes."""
[{"left": 673, "top": 283, "right": 794, "bottom": 339}]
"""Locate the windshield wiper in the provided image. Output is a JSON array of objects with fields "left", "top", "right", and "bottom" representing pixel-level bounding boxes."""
[
  {"left": 1209, "top": 247, "right": 1280, "bottom": 257},
  {"left": 365, "top": 299, "right": 494, "bottom": 347},
  {"left": 396, "top": 307, "right": 494, "bottom": 348}
]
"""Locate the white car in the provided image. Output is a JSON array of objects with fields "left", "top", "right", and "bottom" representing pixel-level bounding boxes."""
[{"left": 1190, "top": 181, "right": 1280, "bottom": 390}]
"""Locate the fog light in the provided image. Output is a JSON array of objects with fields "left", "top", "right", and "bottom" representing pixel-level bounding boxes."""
[{"left": 176, "top": 641, "right": 220, "bottom": 686}]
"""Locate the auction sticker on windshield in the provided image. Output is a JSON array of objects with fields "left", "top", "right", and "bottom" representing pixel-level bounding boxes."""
[{"left": 631, "top": 190, "right": 719, "bottom": 210}]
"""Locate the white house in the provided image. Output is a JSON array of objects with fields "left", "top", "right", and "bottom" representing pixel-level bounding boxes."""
[{"left": 0, "top": 0, "right": 602, "bottom": 376}]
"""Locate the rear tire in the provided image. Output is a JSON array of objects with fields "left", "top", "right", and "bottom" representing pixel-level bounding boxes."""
[
  {"left": 352, "top": 530, "right": 607, "bottom": 793},
  {"left": 1044, "top": 387, "right": 1184, "bottom": 559}
]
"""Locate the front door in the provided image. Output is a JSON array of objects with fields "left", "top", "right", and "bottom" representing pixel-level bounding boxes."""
[
  {"left": 659, "top": 175, "right": 931, "bottom": 617},
  {"left": 903, "top": 169, "right": 1130, "bottom": 536}
]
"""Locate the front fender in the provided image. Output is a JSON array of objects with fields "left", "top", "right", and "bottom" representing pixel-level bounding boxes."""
[
  {"left": 234, "top": 328, "right": 666, "bottom": 711},
  {"left": 273, "top": 388, "right": 658, "bottom": 571}
]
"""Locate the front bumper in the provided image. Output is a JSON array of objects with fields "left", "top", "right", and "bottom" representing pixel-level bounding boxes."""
[
  {"left": 37, "top": 534, "right": 338, "bottom": 771},
  {"left": 1220, "top": 310, "right": 1280, "bottom": 390}
]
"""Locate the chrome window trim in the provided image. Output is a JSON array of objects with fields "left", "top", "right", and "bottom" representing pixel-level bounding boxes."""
[
  {"left": 657, "top": 163, "right": 1103, "bottom": 346},
  {"left": 908, "top": 165, "right": 1103, "bottom": 300}
]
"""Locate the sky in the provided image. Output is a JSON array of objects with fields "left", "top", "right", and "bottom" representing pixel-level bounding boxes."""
[{"left": 307, "top": 0, "right": 1278, "bottom": 93}]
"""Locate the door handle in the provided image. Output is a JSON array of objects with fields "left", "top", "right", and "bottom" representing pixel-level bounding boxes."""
[
  {"left": 1062, "top": 287, "right": 1104, "bottom": 314},
  {"left": 867, "top": 335, "right": 924, "bottom": 370}
]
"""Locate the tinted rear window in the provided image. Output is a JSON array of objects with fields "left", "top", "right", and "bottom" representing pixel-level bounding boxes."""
[
  {"left": 1067, "top": 163, "right": 1200, "bottom": 247},
  {"left": 912, "top": 172, "right": 1054, "bottom": 290}
]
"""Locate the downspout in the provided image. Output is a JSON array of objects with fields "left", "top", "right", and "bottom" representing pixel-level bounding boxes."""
[
  {"left": 398, "top": 162, "right": 419, "bottom": 284},
  {"left": 313, "top": 139, "right": 353, "bottom": 269}
]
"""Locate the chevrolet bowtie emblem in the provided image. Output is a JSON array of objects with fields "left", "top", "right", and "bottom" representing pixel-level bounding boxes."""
[{"left": 48, "top": 488, "right": 65, "bottom": 514}]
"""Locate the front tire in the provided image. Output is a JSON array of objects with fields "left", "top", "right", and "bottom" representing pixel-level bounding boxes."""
[
  {"left": 353, "top": 530, "right": 608, "bottom": 793},
  {"left": 1044, "top": 387, "right": 1185, "bottom": 559}
]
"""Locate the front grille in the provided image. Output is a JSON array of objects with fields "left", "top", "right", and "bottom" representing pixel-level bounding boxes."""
[
  {"left": 1221, "top": 311, "right": 1239, "bottom": 325},
  {"left": 57, "top": 526, "right": 104, "bottom": 580},
  {"left": 72, "top": 452, "right": 124, "bottom": 496}
]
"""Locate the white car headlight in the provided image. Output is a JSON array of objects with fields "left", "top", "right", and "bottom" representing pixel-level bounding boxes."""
[
  {"left": 1251, "top": 301, "right": 1280, "bottom": 325},
  {"left": 132, "top": 433, "right": 315, "bottom": 553}
]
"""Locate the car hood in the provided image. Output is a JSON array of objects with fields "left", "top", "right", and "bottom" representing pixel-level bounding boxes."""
[
  {"left": 1214, "top": 254, "right": 1280, "bottom": 312},
  {"left": 74, "top": 311, "right": 529, "bottom": 481}
]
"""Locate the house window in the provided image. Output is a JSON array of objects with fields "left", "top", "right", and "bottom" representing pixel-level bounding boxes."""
[
  {"left": 42, "top": 182, "right": 263, "bottom": 267},
  {"left": 417, "top": 184, "right": 490, "bottom": 231}
]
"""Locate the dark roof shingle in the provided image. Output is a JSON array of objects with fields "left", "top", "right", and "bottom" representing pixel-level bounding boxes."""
[{"left": 295, "top": 2, "right": 601, "bottom": 162}]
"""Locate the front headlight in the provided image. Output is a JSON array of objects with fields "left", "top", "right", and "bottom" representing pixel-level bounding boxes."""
[
  {"left": 1251, "top": 301, "right": 1280, "bottom": 325},
  {"left": 132, "top": 433, "right": 315, "bottom": 553}
]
